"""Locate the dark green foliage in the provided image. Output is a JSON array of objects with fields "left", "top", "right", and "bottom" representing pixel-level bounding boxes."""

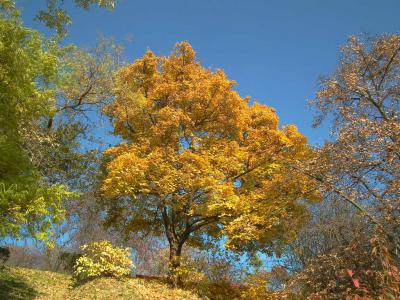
[{"left": 0, "top": 246, "right": 10, "bottom": 266}]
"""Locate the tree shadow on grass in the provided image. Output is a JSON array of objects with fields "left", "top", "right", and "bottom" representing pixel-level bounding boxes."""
[{"left": 0, "top": 268, "right": 38, "bottom": 300}]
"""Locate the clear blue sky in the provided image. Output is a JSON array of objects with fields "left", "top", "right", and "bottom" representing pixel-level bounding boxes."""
[{"left": 19, "top": 0, "right": 400, "bottom": 145}]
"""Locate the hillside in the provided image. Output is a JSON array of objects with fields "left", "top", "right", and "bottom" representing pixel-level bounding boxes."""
[{"left": 0, "top": 267, "right": 201, "bottom": 300}]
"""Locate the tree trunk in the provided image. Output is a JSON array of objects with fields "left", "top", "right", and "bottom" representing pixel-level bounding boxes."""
[{"left": 168, "top": 240, "right": 184, "bottom": 287}]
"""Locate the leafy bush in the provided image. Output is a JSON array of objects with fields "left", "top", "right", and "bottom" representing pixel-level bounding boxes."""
[
  {"left": 239, "top": 271, "right": 285, "bottom": 300},
  {"left": 170, "top": 255, "right": 242, "bottom": 300},
  {"left": 73, "top": 241, "right": 134, "bottom": 281}
]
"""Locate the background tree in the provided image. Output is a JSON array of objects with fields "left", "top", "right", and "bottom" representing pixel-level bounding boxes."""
[
  {"left": 1, "top": 0, "right": 118, "bottom": 38},
  {"left": 277, "top": 34, "right": 400, "bottom": 299},
  {"left": 28, "top": 37, "right": 125, "bottom": 269},
  {"left": 27, "top": 36, "right": 123, "bottom": 191},
  {"left": 309, "top": 33, "right": 398, "bottom": 221},
  {"left": 0, "top": 6, "right": 72, "bottom": 242},
  {"left": 0, "top": 1, "right": 121, "bottom": 246},
  {"left": 36, "top": 0, "right": 117, "bottom": 37},
  {"left": 100, "top": 42, "right": 319, "bottom": 285},
  {"left": 311, "top": 34, "right": 400, "bottom": 240}
]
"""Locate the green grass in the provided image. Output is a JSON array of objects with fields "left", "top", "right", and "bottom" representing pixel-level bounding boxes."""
[{"left": 0, "top": 267, "right": 201, "bottom": 300}]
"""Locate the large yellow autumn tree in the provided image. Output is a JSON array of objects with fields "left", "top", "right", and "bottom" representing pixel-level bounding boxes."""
[{"left": 101, "top": 42, "right": 318, "bottom": 282}]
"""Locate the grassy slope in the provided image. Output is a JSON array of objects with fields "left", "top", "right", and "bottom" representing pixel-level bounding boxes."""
[{"left": 0, "top": 267, "right": 201, "bottom": 300}]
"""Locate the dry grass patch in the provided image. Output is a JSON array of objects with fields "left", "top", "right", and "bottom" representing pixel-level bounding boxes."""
[{"left": 0, "top": 267, "right": 201, "bottom": 300}]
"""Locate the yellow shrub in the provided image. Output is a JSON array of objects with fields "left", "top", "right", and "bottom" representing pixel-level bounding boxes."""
[
  {"left": 74, "top": 240, "right": 134, "bottom": 281},
  {"left": 240, "top": 271, "right": 284, "bottom": 300}
]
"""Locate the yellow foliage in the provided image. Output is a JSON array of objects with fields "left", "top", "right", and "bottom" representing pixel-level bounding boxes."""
[
  {"left": 101, "top": 41, "right": 319, "bottom": 256},
  {"left": 74, "top": 240, "right": 134, "bottom": 281},
  {"left": 240, "top": 271, "right": 285, "bottom": 300}
]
